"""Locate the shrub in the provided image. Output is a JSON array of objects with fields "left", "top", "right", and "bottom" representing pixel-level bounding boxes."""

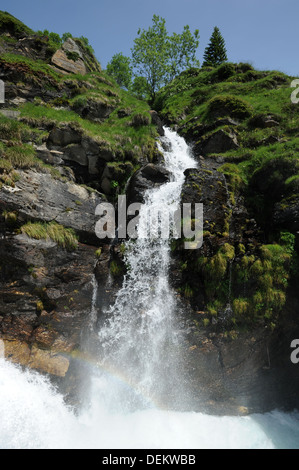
[
  {"left": 206, "top": 94, "right": 252, "bottom": 121},
  {"left": 214, "top": 63, "right": 235, "bottom": 81},
  {"left": 109, "top": 260, "right": 124, "bottom": 276},
  {"left": 233, "top": 298, "right": 250, "bottom": 316}
]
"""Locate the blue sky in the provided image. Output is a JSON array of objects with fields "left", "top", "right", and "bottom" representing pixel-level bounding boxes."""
[{"left": 1, "top": 0, "right": 298, "bottom": 76}]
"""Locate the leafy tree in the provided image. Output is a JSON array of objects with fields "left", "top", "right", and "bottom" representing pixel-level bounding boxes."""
[
  {"left": 131, "top": 15, "right": 200, "bottom": 102},
  {"left": 106, "top": 53, "right": 133, "bottom": 89},
  {"left": 167, "top": 25, "right": 200, "bottom": 82},
  {"left": 131, "top": 15, "right": 168, "bottom": 103},
  {"left": 131, "top": 76, "right": 150, "bottom": 100},
  {"left": 202, "top": 26, "right": 227, "bottom": 67}
]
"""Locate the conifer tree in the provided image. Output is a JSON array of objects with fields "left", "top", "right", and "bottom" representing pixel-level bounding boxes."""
[{"left": 202, "top": 26, "right": 227, "bottom": 67}]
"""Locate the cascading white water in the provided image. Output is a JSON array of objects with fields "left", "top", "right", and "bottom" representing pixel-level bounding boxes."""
[
  {"left": 95, "top": 127, "right": 197, "bottom": 411},
  {"left": 1, "top": 358, "right": 299, "bottom": 449},
  {"left": 1, "top": 128, "right": 299, "bottom": 449}
]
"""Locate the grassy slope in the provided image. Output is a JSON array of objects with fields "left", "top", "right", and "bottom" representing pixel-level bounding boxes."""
[
  {"left": 0, "top": 12, "right": 159, "bottom": 248},
  {"left": 154, "top": 63, "right": 299, "bottom": 329}
]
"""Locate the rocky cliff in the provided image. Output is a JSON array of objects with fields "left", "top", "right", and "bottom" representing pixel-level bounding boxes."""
[
  {"left": 154, "top": 64, "right": 299, "bottom": 413},
  {"left": 0, "top": 12, "right": 299, "bottom": 414},
  {"left": 0, "top": 11, "right": 161, "bottom": 403}
]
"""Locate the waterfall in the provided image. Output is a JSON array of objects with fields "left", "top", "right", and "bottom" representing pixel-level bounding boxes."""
[
  {"left": 94, "top": 127, "right": 197, "bottom": 411},
  {"left": 1, "top": 128, "right": 299, "bottom": 449}
]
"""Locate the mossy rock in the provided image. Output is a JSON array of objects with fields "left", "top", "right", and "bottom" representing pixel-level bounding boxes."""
[{"left": 206, "top": 95, "right": 253, "bottom": 121}]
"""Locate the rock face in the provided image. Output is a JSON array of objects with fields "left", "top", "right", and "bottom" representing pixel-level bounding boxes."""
[
  {"left": 51, "top": 48, "right": 86, "bottom": 75},
  {"left": 127, "top": 163, "right": 172, "bottom": 203},
  {"left": 180, "top": 306, "right": 299, "bottom": 415},
  {"left": 0, "top": 169, "right": 104, "bottom": 244},
  {"left": 167, "top": 156, "right": 299, "bottom": 414},
  {"left": 0, "top": 228, "right": 113, "bottom": 400}
]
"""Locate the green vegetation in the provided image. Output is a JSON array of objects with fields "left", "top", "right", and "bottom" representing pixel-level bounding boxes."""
[
  {"left": 109, "top": 259, "right": 124, "bottom": 277},
  {"left": 21, "top": 221, "right": 78, "bottom": 251},
  {"left": 2, "top": 210, "right": 17, "bottom": 227},
  {"left": 107, "top": 15, "right": 200, "bottom": 102},
  {"left": 202, "top": 26, "right": 228, "bottom": 67},
  {"left": 106, "top": 52, "right": 133, "bottom": 89},
  {"left": 0, "top": 11, "right": 33, "bottom": 37},
  {"left": 18, "top": 75, "right": 158, "bottom": 164},
  {"left": 0, "top": 52, "right": 62, "bottom": 82},
  {"left": 157, "top": 62, "right": 299, "bottom": 329},
  {"left": 0, "top": 114, "right": 60, "bottom": 187},
  {"left": 205, "top": 95, "right": 252, "bottom": 121}
]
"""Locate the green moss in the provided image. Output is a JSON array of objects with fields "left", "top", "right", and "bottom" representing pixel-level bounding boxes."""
[
  {"left": 36, "top": 300, "right": 44, "bottom": 313},
  {"left": 232, "top": 298, "right": 250, "bottom": 317},
  {"left": 205, "top": 94, "right": 252, "bottom": 121},
  {"left": 95, "top": 248, "right": 102, "bottom": 258},
  {"left": 207, "top": 300, "right": 223, "bottom": 316},
  {"left": 109, "top": 260, "right": 124, "bottom": 277},
  {"left": 21, "top": 221, "right": 78, "bottom": 251},
  {"left": 0, "top": 53, "right": 61, "bottom": 82},
  {"left": 183, "top": 284, "right": 194, "bottom": 298}
]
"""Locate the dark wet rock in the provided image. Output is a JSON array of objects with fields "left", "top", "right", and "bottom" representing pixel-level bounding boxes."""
[
  {"left": 248, "top": 113, "right": 281, "bottom": 129},
  {"left": 127, "top": 163, "right": 172, "bottom": 203},
  {"left": 181, "top": 305, "right": 299, "bottom": 414},
  {"left": 35, "top": 143, "right": 64, "bottom": 165},
  {"left": 198, "top": 129, "right": 239, "bottom": 155},
  {"left": 47, "top": 124, "right": 82, "bottom": 148},
  {"left": 0, "top": 231, "right": 112, "bottom": 397},
  {"left": 72, "top": 97, "right": 115, "bottom": 121},
  {"left": 274, "top": 197, "right": 299, "bottom": 232},
  {"left": 181, "top": 167, "right": 228, "bottom": 233},
  {"left": 64, "top": 144, "right": 88, "bottom": 166},
  {"left": 150, "top": 110, "right": 165, "bottom": 136}
]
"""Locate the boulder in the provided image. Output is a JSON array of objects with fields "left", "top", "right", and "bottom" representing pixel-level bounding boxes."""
[
  {"left": 127, "top": 163, "right": 171, "bottom": 204},
  {"left": 51, "top": 46, "right": 87, "bottom": 75},
  {"left": 200, "top": 129, "right": 239, "bottom": 155},
  {"left": 72, "top": 98, "right": 114, "bottom": 121},
  {"left": 62, "top": 38, "right": 84, "bottom": 59},
  {"left": 29, "top": 346, "right": 70, "bottom": 377},
  {"left": 47, "top": 124, "right": 82, "bottom": 147},
  {"left": 248, "top": 114, "right": 281, "bottom": 129},
  {"left": 35, "top": 143, "right": 64, "bottom": 165},
  {"left": 64, "top": 144, "right": 88, "bottom": 166}
]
